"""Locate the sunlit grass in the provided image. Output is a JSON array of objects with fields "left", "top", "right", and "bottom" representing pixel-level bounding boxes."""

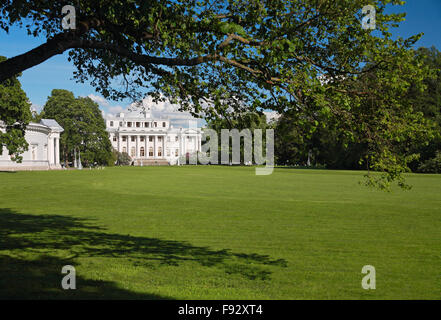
[{"left": 0, "top": 166, "right": 440, "bottom": 299}]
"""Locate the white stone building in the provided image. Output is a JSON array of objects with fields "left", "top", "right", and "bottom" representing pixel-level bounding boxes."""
[
  {"left": 0, "top": 119, "right": 63, "bottom": 170},
  {"left": 105, "top": 108, "right": 202, "bottom": 165}
]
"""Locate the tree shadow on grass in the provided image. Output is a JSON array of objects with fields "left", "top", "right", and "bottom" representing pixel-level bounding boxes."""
[
  {"left": 0, "top": 208, "right": 287, "bottom": 298},
  {"left": 0, "top": 254, "right": 169, "bottom": 299}
]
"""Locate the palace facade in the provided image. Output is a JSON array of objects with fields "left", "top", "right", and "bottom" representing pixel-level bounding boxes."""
[
  {"left": 0, "top": 119, "right": 63, "bottom": 170},
  {"left": 105, "top": 109, "right": 202, "bottom": 165}
]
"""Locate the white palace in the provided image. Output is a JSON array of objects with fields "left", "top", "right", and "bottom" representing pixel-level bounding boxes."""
[{"left": 105, "top": 107, "right": 202, "bottom": 165}]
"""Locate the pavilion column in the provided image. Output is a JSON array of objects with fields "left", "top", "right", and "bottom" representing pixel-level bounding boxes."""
[
  {"left": 48, "top": 136, "right": 53, "bottom": 165},
  {"left": 154, "top": 135, "right": 157, "bottom": 158},
  {"left": 118, "top": 135, "right": 122, "bottom": 152},
  {"left": 55, "top": 137, "right": 60, "bottom": 165}
]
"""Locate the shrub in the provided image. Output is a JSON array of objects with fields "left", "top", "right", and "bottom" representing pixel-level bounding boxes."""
[
  {"left": 417, "top": 151, "right": 441, "bottom": 173},
  {"left": 116, "top": 151, "right": 132, "bottom": 166}
]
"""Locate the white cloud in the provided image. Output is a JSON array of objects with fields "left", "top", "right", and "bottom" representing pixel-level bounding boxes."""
[
  {"left": 93, "top": 94, "right": 206, "bottom": 127},
  {"left": 263, "top": 111, "right": 280, "bottom": 123},
  {"left": 132, "top": 96, "right": 205, "bottom": 127},
  {"left": 108, "top": 105, "right": 125, "bottom": 114},
  {"left": 87, "top": 94, "right": 125, "bottom": 117},
  {"left": 88, "top": 94, "right": 111, "bottom": 107},
  {"left": 30, "top": 102, "right": 42, "bottom": 113}
]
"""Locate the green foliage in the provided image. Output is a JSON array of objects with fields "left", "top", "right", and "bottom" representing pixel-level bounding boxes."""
[
  {"left": 275, "top": 46, "right": 441, "bottom": 189},
  {"left": 417, "top": 151, "right": 441, "bottom": 173},
  {"left": 41, "top": 89, "right": 113, "bottom": 166},
  {"left": 0, "top": 1, "right": 434, "bottom": 187},
  {"left": 0, "top": 56, "right": 32, "bottom": 162},
  {"left": 1, "top": 166, "right": 441, "bottom": 299},
  {"left": 116, "top": 151, "right": 132, "bottom": 166},
  {"left": 406, "top": 47, "right": 441, "bottom": 170}
]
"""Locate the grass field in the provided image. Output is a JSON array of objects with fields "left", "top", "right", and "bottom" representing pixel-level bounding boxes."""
[{"left": 0, "top": 166, "right": 440, "bottom": 299}]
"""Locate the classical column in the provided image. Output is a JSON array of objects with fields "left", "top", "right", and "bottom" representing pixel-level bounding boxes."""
[
  {"left": 53, "top": 138, "right": 57, "bottom": 164},
  {"left": 154, "top": 135, "right": 157, "bottom": 158},
  {"left": 183, "top": 135, "right": 186, "bottom": 155},
  {"left": 55, "top": 137, "right": 60, "bottom": 165},
  {"left": 144, "top": 136, "right": 147, "bottom": 158},
  {"left": 48, "top": 135, "right": 54, "bottom": 165},
  {"left": 136, "top": 135, "right": 139, "bottom": 158}
]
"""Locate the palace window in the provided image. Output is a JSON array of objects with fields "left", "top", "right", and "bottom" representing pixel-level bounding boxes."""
[
  {"left": 123, "top": 147, "right": 127, "bottom": 153},
  {"left": 136, "top": 122, "right": 141, "bottom": 127},
  {"left": 154, "top": 122, "right": 157, "bottom": 127},
  {"left": 110, "top": 121, "right": 114, "bottom": 127},
  {"left": 175, "top": 149, "right": 179, "bottom": 156},
  {"left": 119, "top": 121, "right": 123, "bottom": 127},
  {"left": 175, "top": 136, "right": 178, "bottom": 142},
  {"left": 162, "top": 122, "right": 166, "bottom": 127},
  {"left": 140, "top": 136, "right": 145, "bottom": 142},
  {"left": 149, "top": 147, "right": 153, "bottom": 157},
  {"left": 122, "top": 136, "right": 127, "bottom": 142},
  {"left": 145, "top": 122, "right": 149, "bottom": 128},
  {"left": 127, "top": 122, "right": 132, "bottom": 127},
  {"left": 140, "top": 147, "right": 145, "bottom": 157},
  {"left": 158, "top": 136, "right": 162, "bottom": 142},
  {"left": 131, "top": 136, "right": 135, "bottom": 142},
  {"left": 113, "top": 136, "right": 117, "bottom": 142},
  {"left": 158, "top": 147, "right": 162, "bottom": 157},
  {"left": 131, "top": 147, "right": 136, "bottom": 157},
  {"left": 149, "top": 136, "right": 153, "bottom": 142}
]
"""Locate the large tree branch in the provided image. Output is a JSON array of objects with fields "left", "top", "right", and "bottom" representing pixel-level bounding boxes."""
[{"left": 0, "top": 33, "right": 83, "bottom": 82}]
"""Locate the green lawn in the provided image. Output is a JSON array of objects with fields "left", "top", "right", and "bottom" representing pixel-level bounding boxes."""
[{"left": 0, "top": 166, "right": 440, "bottom": 299}]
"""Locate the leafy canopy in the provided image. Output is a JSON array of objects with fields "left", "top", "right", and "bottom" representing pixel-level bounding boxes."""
[
  {"left": 41, "top": 89, "right": 113, "bottom": 166},
  {"left": 0, "top": 56, "right": 32, "bottom": 162},
  {"left": 0, "top": 0, "right": 432, "bottom": 187}
]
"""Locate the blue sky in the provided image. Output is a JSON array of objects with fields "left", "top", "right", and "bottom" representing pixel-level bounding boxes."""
[{"left": 1, "top": 0, "right": 440, "bottom": 116}]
